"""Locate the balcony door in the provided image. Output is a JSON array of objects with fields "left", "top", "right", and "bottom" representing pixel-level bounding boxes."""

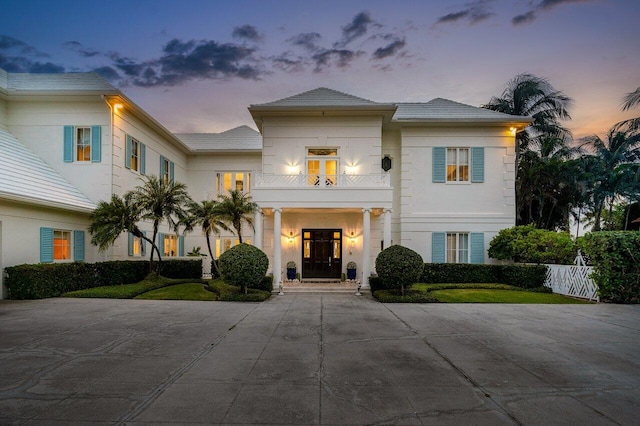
[
  {"left": 307, "top": 148, "right": 338, "bottom": 186},
  {"left": 302, "top": 229, "right": 342, "bottom": 279}
]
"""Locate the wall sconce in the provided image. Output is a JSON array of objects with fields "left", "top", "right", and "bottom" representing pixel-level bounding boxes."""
[
  {"left": 288, "top": 231, "right": 294, "bottom": 245},
  {"left": 113, "top": 103, "right": 123, "bottom": 112},
  {"left": 287, "top": 163, "right": 299, "bottom": 174},
  {"left": 382, "top": 155, "right": 392, "bottom": 172},
  {"left": 345, "top": 163, "right": 358, "bottom": 174},
  {"left": 509, "top": 127, "right": 517, "bottom": 135},
  {"left": 349, "top": 231, "right": 356, "bottom": 254}
]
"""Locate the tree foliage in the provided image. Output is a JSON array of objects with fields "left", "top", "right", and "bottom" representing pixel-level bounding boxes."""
[
  {"left": 218, "top": 243, "right": 269, "bottom": 294},
  {"left": 215, "top": 189, "right": 260, "bottom": 243},
  {"left": 488, "top": 225, "right": 576, "bottom": 265},
  {"left": 375, "top": 245, "right": 423, "bottom": 296}
]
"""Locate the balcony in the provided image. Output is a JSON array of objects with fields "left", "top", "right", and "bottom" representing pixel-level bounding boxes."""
[
  {"left": 251, "top": 173, "right": 392, "bottom": 208},
  {"left": 254, "top": 172, "right": 390, "bottom": 189}
]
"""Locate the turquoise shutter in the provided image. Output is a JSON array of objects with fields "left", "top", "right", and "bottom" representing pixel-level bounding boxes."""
[
  {"left": 158, "top": 233, "right": 164, "bottom": 256},
  {"left": 63, "top": 126, "right": 74, "bottom": 163},
  {"left": 140, "top": 143, "right": 146, "bottom": 175},
  {"left": 159, "top": 155, "right": 166, "bottom": 180},
  {"left": 40, "top": 227, "right": 54, "bottom": 263},
  {"left": 471, "top": 147, "right": 485, "bottom": 183},
  {"left": 432, "top": 232, "right": 445, "bottom": 263},
  {"left": 128, "top": 233, "right": 134, "bottom": 256},
  {"left": 178, "top": 235, "right": 184, "bottom": 256},
  {"left": 142, "top": 231, "right": 147, "bottom": 256},
  {"left": 470, "top": 233, "right": 485, "bottom": 264},
  {"left": 91, "top": 126, "right": 101, "bottom": 162},
  {"left": 432, "top": 147, "right": 446, "bottom": 183},
  {"left": 125, "top": 135, "right": 132, "bottom": 169},
  {"left": 169, "top": 161, "right": 175, "bottom": 183},
  {"left": 74, "top": 230, "right": 85, "bottom": 262}
]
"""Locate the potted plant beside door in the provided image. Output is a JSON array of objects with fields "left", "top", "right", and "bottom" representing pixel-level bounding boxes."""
[
  {"left": 346, "top": 261, "right": 357, "bottom": 280},
  {"left": 286, "top": 261, "right": 297, "bottom": 281}
]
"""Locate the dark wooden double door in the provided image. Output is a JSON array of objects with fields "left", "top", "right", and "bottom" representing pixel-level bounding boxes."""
[{"left": 301, "top": 229, "right": 342, "bottom": 279}]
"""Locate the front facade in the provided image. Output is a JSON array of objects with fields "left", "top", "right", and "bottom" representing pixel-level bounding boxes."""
[{"left": 0, "top": 69, "right": 530, "bottom": 298}]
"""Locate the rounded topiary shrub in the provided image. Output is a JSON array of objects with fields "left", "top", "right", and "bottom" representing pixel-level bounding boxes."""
[
  {"left": 375, "top": 245, "right": 424, "bottom": 296},
  {"left": 218, "top": 243, "right": 269, "bottom": 293}
]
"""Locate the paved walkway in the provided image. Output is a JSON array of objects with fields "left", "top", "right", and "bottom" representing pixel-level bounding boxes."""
[{"left": 0, "top": 295, "right": 639, "bottom": 425}]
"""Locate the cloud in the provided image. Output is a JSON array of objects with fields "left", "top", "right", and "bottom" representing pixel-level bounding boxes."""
[
  {"left": 513, "top": 0, "right": 594, "bottom": 26},
  {"left": 311, "top": 49, "right": 364, "bottom": 72},
  {"left": 0, "top": 35, "right": 63, "bottom": 73},
  {"left": 63, "top": 41, "right": 99, "bottom": 57},
  {"left": 435, "top": 0, "right": 495, "bottom": 26},
  {"left": 125, "top": 38, "right": 267, "bottom": 86},
  {"left": 92, "top": 66, "right": 121, "bottom": 81},
  {"left": 271, "top": 52, "right": 306, "bottom": 73},
  {"left": 232, "top": 25, "right": 263, "bottom": 42},
  {"left": 372, "top": 37, "right": 406, "bottom": 60},
  {"left": 287, "top": 32, "right": 322, "bottom": 51},
  {"left": 334, "top": 12, "right": 378, "bottom": 48}
]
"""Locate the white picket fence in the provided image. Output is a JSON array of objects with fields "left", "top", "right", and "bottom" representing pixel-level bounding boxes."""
[{"left": 543, "top": 252, "right": 599, "bottom": 302}]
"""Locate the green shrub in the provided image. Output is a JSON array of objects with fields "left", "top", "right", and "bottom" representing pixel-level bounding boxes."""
[
  {"left": 489, "top": 225, "right": 575, "bottom": 264},
  {"left": 373, "top": 289, "right": 438, "bottom": 303},
  {"left": 375, "top": 245, "right": 424, "bottom": 295},
  {"left": 94, "top": 261, "right": 149, "bottom": 286},
  {"left": 500, "top": 265, "right": 548, "bottom": 289},
  {"left": 249, "top": 275, "right": 273, "bottom": 292},
  {"left": 582, "top": 231, "right": 640, "bottom": 303},
  {"left": 210, "top": 260, "right": 220, "bottom": 279},
  {"left": 369, "top": 276, "right": 385, "bottom": 292},
  {"left": 157, "top": 259, "right": 202, "bottom": 279},
  {"left": 218, "top": 243, "right": 269, "bottom": 293},
  {"left": 421, "top": 263, "right": 502, "bottom": 284}
]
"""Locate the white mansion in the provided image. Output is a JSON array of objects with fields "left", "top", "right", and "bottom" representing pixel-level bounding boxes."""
[{"left": 0, "top": 68, "right": 531, "bottom": 297}]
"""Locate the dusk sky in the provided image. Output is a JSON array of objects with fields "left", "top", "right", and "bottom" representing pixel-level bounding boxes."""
[{"left": 2, "top": 0, "right": 639, "bottom": 139}]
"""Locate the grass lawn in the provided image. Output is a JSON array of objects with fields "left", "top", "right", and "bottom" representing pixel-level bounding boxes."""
[
  {"left": 430, "top": 289, "right": 589, "bottom": 304},
  {"left": 63, "top": 276, "right": 271, "bottom": 302},
  {"left": 135, "top": 283, "right": 216, "bottom": 301},
  {"left": 374, "top": 283, "right": 591, "bottom": 303}
]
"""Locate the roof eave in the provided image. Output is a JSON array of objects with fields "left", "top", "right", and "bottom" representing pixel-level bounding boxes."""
[{"left": 0, "top": 192, "right": 96, "bottom": 213}]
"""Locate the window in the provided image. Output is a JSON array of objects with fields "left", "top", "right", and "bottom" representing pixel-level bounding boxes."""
[
  {"left": 160, "top": 156, "right": 174, "bottom": 184},
  {"left": 54, "top": 230, "right": 72, "bottom": 260},
  {"left": 446, "top": 233, "right": 469, "bottom": 263},
  {"left": 216, "top": 172, "right": 251, "bottom": 195},
  {"left": 76, "top": 127, "right": 91, "bottom": 162},
  {"left": 163, "top": 234, "right": 178, "bottom": 257},
  {"left": 307, "top": 148, "right": 338, "bottom": 186},
  {"left": 433, "top": 232, "right": 484, "bottom": 264},
  {"left": 128, "top": 232, "right": 146, "bottom": 257},
  {"left": 40, "top": 228, "right": 85, "bottom": 263},
  {"left": 125, "top": 135, "right": 146, "bottom": 174},
  {"left": 64, "top": 126, "right": 101, "bottom": 163},
  {"left": 447, "top": 148, "right": 469, "bottom": 182},
  {"left": 215, "top": 237, "right": 251, "bottom": 258}
]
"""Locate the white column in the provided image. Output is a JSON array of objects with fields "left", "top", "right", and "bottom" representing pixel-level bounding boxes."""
[
  {"left": 254, "top": 209, "right": 263, "bottom": 250},
  {"left": 362, "top": 208, "right": 371, "bottom": 288},
  {"left": 383, "top": 208, "right": 392, "bottom": 250},
  {"left": 273, "top": 208, "right": 282, "bottom": 287}
]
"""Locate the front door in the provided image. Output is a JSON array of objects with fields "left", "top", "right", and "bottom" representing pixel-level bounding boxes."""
[{"left": 302, "top": 229, "right": 342, "bottom": 279}]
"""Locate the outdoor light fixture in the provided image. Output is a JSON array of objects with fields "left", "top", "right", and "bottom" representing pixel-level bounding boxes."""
[
  {"left": 349, "top": 231, "right": 356, "bottom": 254},
  {"left": 382, "top": 155, "right": 392, "bottom": 172},
  {"left": 288, "top": 231, "right": 294, "bottom": 245},
  {"left": 509, "top": 127, "right": 517, "bottom": 134},
  {"left": 113, "top": 103, "right": 123, "bottom": 112}
]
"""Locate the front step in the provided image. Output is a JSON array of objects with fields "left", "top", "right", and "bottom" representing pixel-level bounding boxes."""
[{"left": 275, "top": 280, "right": 363, "bottom": 294}]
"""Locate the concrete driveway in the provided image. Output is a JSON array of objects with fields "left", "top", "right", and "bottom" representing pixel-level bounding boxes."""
[{"left": 0, "top": 294, "right": 639, "bottom": 425}]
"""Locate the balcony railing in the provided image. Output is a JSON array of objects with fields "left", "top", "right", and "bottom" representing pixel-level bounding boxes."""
[{"left": 254, "top": 172, "right": 390, "bottom": 188}]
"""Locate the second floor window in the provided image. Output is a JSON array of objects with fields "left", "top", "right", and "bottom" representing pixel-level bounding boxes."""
[
  {"left": 130, "top": 138, "right": 140, "bottom": 171},
  {"left": 216, "top": 172, "right": 250, "bottom": 195},
  {"left": 447, "top": 148, "right": 469, "bottom": 182},
  {"left": 76, "top": 127, "right": 91, "bottom": 162}
]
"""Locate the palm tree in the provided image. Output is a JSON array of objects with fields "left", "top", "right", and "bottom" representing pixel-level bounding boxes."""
[
  {"left": 183, "top": 200, "right": 230, "bottom": 275},
  {"left": 88, "top": 193, "right": 160, "bottom": 263},
  {"left": 130, "top": 175, "right": 193, "bottom": 265},
  {"left": 620, "top": 87, "right": 640, "bottom": 130},
  {"left": 580, "top": 121, "right": 640, "bottom": 231},
  {"left": 216, "top": 189, "right": 260, "bottom": 243},
  {"left": 483, "top": 73, "right": 573, "bottom": 169}
]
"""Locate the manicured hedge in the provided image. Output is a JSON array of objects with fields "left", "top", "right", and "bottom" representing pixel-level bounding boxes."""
[
  {"left": 249, "top": 275, "right": 274, "bottom": 292},
  {"left": 375, "top": 245, "right": 424, "bottom": 295},
  {"left": 5, "top": 259, "right": 203, "bottom": 300},
  {"left": 582, "top": 231, "right": 640, "bottom": 303},
  {"left": 370, "top": 263, "right": 548, "bottom": 292},
  {"left": 218, "top": 244, "right": 269, "bottom": 293}
]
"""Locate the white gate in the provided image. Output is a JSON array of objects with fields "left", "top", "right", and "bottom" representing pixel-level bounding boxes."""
[{"left": 544, "top": 252, "right": 599, "bottom": 302}]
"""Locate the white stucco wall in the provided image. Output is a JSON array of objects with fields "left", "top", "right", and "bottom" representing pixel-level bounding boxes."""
[
  {"left": 398, "top": 126, "right": 516, "bottom": 262},
  {"left": 261, "top": 116, "right": 384, "bottom": 176},
  {"left": 7, "top": 98, "right": 112, "bottom": 203},
  {"left": 0, "top": 200, "right": 100, "bottom": 298}
]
